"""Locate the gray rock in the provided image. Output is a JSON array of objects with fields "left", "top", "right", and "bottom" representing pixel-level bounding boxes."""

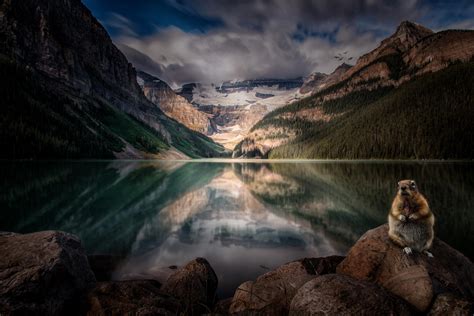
[
  {"left": 337, "top": 224, "right": 474, "bottom": 312},
  {"left": 214, "top": 297, "right": 233, "bottom": 315},
  {"left": 86, "top": 280, "right": 180, "bottom": 316},
  {"left": 289, "top": 274, "right": 414, "bottom": 315},
  {"left": 428, "top": 293, "right": 473, "bottom": 316},
  {"left": 229, "top": 256, "right": 344, "bottom": 315},
  {"left": 160, "top": 257, "right": 218, "bottom": 314},
  {"left": 0, "top": 231, "right": 96, "bottom": 315}
]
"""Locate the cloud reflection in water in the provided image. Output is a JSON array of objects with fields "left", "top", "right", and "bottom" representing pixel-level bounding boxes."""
[{"left": 1, "top": 161, "right": 473, "bottom": 297}]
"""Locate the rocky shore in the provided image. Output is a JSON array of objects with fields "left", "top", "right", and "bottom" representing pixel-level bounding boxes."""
[{"left": 1, "top": 225, "right": 473, "bottom": 315}]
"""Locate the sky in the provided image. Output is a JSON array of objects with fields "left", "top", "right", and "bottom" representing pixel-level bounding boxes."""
[{"left": 83, "top": 0, "right": 474, "bottom": 87}]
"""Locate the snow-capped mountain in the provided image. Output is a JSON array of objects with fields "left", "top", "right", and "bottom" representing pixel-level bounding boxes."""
[
  {"left": 176, "top": 78, "right": 305, "bottom": 149},
  {"left": 177, "top": 78, "right": 303, "bottom": 107}
]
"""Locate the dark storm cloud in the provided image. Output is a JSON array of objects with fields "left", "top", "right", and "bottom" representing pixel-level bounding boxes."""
[
  {"left": 116, "top": 44, "right": 167, "bottom": 79},
  {"left": 187, "top": 0, "right": 421, "bottom": 31},
  {"left": 90, "top": 0, "right": 474, "bottom": 87}
]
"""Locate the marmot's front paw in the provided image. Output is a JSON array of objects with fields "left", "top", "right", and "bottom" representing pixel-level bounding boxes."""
[
  {"left": 408, "top": 214, "right": 419, "bottom": 221},
  {"left": 424, "top": 251, "right": 434, "bottom": 258},
  {"left": 398, "top": 214, "right": 407, "bottom": 222},
  {"left": 403, "top": 247, "right": 413, "bottom": 255}
]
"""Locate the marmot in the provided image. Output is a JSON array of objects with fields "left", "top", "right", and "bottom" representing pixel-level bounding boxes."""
[{"left": 388, "top": 179, "right": 435, "bottom": 257}]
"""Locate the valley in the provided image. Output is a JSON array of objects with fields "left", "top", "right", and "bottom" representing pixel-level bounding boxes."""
[
  {"left": 127, "top": 21, "right": 474, "bottom": 159},
  {"left": 176, "top": 79, "right": 304, "bottom": 150},
  {"left": 1, "top": 2, "right": 474, "bottom": 315},
  {"left": 1, "top": 0, "right": 473, "bottom": 160},
  {"left": 132, "top": 71, "right": 306, "bottom": 150}
]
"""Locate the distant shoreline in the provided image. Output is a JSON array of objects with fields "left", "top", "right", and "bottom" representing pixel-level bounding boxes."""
[{"left": 2, "top": 158, "right": 474, "bottom": 163}]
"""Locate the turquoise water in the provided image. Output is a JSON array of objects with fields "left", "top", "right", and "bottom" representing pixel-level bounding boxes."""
[{"left": 1, "top": 160, "right": 473, "bottom": 297}]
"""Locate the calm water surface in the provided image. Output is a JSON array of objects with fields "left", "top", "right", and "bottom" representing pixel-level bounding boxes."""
[{"left": 1, "top": 160, "right": 473, "bottom": 297}]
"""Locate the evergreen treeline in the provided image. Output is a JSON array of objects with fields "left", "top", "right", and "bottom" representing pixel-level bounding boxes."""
[
  {"left": 0, "top": 58, "right": 121, "bottom": 158},
  {"left": 0, "top": 57, "right": 226, "bottom": 159},
  {"left": 258, "top": 62, "right": 474, "bottom": 159}
]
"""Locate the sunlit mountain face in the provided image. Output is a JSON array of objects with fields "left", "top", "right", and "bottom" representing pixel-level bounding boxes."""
[
  {"left": 1, "top": 161, "right": 473, "bottom": 296},
  {"left": 77, "top": 1, "right": 474, "bottom": 156},
  {"left": 1, "top": 0, "right": 473, "bottom": 160}
]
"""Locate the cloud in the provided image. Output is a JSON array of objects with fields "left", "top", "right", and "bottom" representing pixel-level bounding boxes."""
[
  {"left": 189, "top": 0, "right": 421, "bottom": 32},
  {"left": 443, "top": 19, "right": 474, "bottom": 30},
  {"left": 119, "top": 26, "right": 320, "bottom": 87},
  {"left": 420, "top": 0, "right": 474, "bottom": 31},
  {"left": 104, "top": 13, "right": 138, "bottom": 37},
  {"left": 110, "top": 0, "right": 440, "bottom": 86},
  {"left": 116, "top": 43, "right": 168, "bottom": 80}
]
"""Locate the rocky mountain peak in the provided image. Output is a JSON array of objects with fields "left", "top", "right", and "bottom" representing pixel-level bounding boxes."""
[
  {"left": 336, "top": 21, "right": 435, "bottom": 89},
  {"left": 336, "top": 63, "right": 352, "bottom": 70},
  {"left": 137, "top": 71, "right": 214, "bottom": 135},
  {"left": 303, "top": 72, "right": 327, "bottom": 84},
  {"left": 0, "top": 0, "right": 226, "bottom": 158},
  {"left": 0, "top": 0, "right": 143, "bottom": 98},
  {"left": 333, "top": 63, "right": 352, "bottom": 74},
  {"left": 395, "top": 21, "right": 433, "bottom": 38},
  {"left": 137, "top": 70, "right": 167, "bottom": 89},
  {"left": 299, "top": 63, "right": 351, "bottom": 95},
  {"left": 390, "top": 21, "right": 434, "bottom": 49}
]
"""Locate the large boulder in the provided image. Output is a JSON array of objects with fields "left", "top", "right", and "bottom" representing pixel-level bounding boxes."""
[
  {"left": 0, "top": 231, "right": 96, "bottom": 315},
  {"left": 86, "top": 280, "right": 180, "bottom": 316},
  {"left": 229, "top": 256, "right": 344, "bottom": 315},
  {"left": 428, "top": 293, "right": 473, "bottom": 316},
  {"left": 289, "top": 274, "right": 414, "bottom": 315},
  {"left": 214, "top": 297, "right": 233, "bottom": 315},
  {"left": 160, "top": 257, "right": 218, "bottom": 314},
  {"left": 337, "top": 224, "right": 474, "bottom": 312}
]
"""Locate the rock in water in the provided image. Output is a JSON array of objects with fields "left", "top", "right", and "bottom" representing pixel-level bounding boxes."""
[
  {"left": 229, "top": 256, "right": 344, "bottom": 315},
  {"left": 160, "top": 257, "right": 218, "bottom": 314},
  {"left": 86, "top": 280, "right": 180, "bottom": 315},
  {"left": 289, "top": 274, "right": 414, "bottom": 315},
  {"left": 337, "top": 224, "right": 474, "bottom": 312},
  {"left": 0, "top": 231, "right": 96, "bottom": 315}
]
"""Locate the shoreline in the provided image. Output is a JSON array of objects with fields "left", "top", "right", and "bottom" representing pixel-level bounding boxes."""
[
  {"left": 2, "top": 158, "right": 474, "bottom": 163},
  {"left": 1, "top": 225, "right": 473, "bottom": 315}
]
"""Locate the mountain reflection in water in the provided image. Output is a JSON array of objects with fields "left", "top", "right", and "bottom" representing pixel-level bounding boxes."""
[{"left": 1, "top": 161, "right": 473, "bottom": 297}]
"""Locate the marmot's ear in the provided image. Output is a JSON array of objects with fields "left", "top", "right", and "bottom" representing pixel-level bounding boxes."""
[{"left": 397, "top": 181, "right": 400, "bottom": 186}]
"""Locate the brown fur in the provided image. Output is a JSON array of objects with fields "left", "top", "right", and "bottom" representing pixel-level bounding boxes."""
[{"left": 388, "top": 180, "right": 435, "bottom": 253}]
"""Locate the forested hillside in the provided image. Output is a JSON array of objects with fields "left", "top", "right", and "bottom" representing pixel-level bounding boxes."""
[
  {"left": 236, "top": 62, "right": 474, "bottom": 159},
  {"left": 0, "top": 57, "right": 225, "bottom": 159},
  {"left": 0, "top": 0, "right": 227, "bottom": 159}
]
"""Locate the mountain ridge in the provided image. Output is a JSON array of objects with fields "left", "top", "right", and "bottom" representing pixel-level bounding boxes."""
[
  {"left": 0, "top": 0, "right": 226, "bottom": 159},
  {"left": 235, "top": 21, "right": 474, "bottom": 159},
  {"left": 137, "top": 70, "right": 214, "bottom": 135},
  {"left": 298, "top": 21, "right": 474, "bottom": 101},
  {"left": 299, "top": 63, "right": 352, "bottom": 95},
  {"left": 136, "top": 77, "right": 303, "bottom": 150}
]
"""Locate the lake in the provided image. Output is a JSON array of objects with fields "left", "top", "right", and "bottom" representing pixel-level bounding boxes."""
[{"left": 1, "top": 160, "right": 473, "bottom": 298}]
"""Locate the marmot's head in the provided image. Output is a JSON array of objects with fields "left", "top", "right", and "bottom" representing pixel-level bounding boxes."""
[{"left": 397, "top": 179, "right": 418, "bottom": 198}]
